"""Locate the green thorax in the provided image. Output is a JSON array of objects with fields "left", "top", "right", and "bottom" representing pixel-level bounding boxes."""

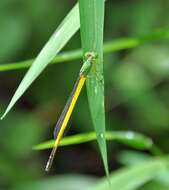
[{"left": 80, "top": 52, "right": 97, "bottom": 77}]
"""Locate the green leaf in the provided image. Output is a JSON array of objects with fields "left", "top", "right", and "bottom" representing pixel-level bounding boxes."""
[
  {"left": 1, "top": 3, "right": 80, "bottom": 119},
  {"left": 14, "top": 157, "right": 169, "bottom": 190},
  {"left": 92, "top": 157, "right": 169, "bottom": 190},
  {"left": 0, "top": 49, "right": 82, "bottom": 72},
  {"left": 78, "top": 0, "right": 108, "bottom": 176},
  {"left": 33, "top": 131, "right": 153, "bottom": 152},
  {"left": 118, "top": 151, "right": 153, "bottom": 166},
  {"left": 1, "top": 28, "right": 169, "bottom": 72},
  {"left": 15, "top": 175, "right": 97, "bottom": 190}
]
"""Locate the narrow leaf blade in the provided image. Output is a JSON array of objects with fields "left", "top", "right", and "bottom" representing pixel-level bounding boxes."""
[
  {"left": 78, "top": 0, "right": 108, "bottom": 175},
  {"left": 1, "top": 28, "right": 169, "bottom": 72},
  {"left": 92, "top": 157, "right": 169, "bottom": 190},
  {"left": 1, "top": 3, "right": 80, "bottom": 119},
  {"left": 33, "top": 131, "right": 153, "bottom": 151}
]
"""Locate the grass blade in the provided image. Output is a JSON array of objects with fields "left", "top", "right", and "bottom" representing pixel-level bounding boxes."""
[
  {"left": 14, "top": 157, "right": 169, "bottom": 190},
  {"left": 15, "top": 175, "right": 98, "bottom": 190},
  {"left": 78, "top": 0, "right": 108, "bottom": 175},
  {"left": 33, "top": 131, "right": 153, "bottom": 151},
  {"left": 1, "top": 3, "right": 80, "bottom": 119},
  {"left": 92, "top": 157, "right": 169, "bottom": 190},
  {"left": 1, "top": 28, "right": 169, "bottom": 72}
]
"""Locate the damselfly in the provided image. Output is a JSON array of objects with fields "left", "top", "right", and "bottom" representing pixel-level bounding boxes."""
[{"left": 45, "top": 52, "right": 96, "bottom": 172}]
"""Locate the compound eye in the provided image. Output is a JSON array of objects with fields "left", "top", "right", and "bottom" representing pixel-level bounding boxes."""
[{"left": 84, "top": 52, "right": 97, "bottom": 61}]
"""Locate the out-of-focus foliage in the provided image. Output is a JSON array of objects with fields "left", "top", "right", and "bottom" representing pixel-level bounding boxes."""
[
  {"left": 15, "top": 175, "right": 98, "bottom": 190},
  {"left": 1, "top": 0, "right": 169, "bottom": 189}
]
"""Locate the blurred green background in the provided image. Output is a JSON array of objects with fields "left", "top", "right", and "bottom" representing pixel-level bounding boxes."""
[{"left": 1, "top": 0, "right": 169, "bottom": 189}]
